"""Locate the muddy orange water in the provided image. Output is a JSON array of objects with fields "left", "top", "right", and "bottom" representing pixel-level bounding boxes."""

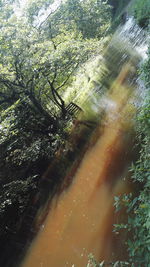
[{"left": 22, "top": 64, "right": 137, "bottom": 267}]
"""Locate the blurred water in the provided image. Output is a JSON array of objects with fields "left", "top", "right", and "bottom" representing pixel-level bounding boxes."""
[{"left": 21, "top": 17, "right": 148, "bottom": 267}]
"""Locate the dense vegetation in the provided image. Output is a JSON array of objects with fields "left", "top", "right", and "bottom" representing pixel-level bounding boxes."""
[
  {"left": 87, "top": 1, "right": 150, "bottom": 267},
  {"left": 113, "top": 1, "right": 150, "bottom": 265},
  {"left": 0, "top": 0, "right": 113, "bottom": 265},
  {"left": 87, "top": 65, "right": 150, "bottom": 266},
  {"left": 0, "top": 0, "right": 149, "bottom": 266},
  {"left": 113, "top": 49, "right": 150, "bottom": 267},
  {"left": 130, "top": 0, "right": 150, "bottom": 28}
]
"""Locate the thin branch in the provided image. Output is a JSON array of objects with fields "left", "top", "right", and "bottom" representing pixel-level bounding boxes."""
[
  {"left": 54, "top": 55, "right": 78, "bottom": 76},
  {"left": 51, "top": 64, "right": 58, "bottom": 85},
  {"left": 38, "top": 80, "right": 47, "bottom": 99},
  {"left": 0, "top": 77, "right": 25, "bottom": 89},
  {"left": 26, "top": 77, "right": 34, "bottom": 89},
  {"left": 51, "top": 38, "right": 57, "bottom": 50},
  {"left": 38, "top": 6, "right": 60, "bottom": 30},
  {"left": 56, "top": 63, "right": 79, "bottom": 91},
  {"left": 48, "top": 79, "right": 65, "bottom": 109},
  {"left": 14, "top": 59, "right": 24, "bottom": 86}
]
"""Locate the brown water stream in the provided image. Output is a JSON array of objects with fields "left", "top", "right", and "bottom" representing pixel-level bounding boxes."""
[{"left": 22, "top": 62, "right": 138, "bottom": 267}]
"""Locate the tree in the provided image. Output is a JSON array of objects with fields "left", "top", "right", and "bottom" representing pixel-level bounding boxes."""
[
  {"left": 40, "top": 0, "right": 112, "bottom": 39},
  {"left": 0, "top": 0, "right": 112, "bottom": 203},
  {"left": 0, "top": 1, "right": 112, "bottom": 265},
  {"left": 0, "top": 0, "right": 112, "bottom": 198},
  {"left": 0, "top": 0, "right": 106, "bottom": 117},
  {"left": 0, "top": 0, "right": 111, "bottom": 181}
]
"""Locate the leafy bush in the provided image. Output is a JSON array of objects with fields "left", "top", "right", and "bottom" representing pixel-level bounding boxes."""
[{"left": 131, "top": 0, "right": 150, "bottom": 28}]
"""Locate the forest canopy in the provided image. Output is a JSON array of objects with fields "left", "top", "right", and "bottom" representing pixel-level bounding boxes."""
[
  {"left": 0, "top": 0, "right": 112, "bottom": 158},
  {"left": 0, "top": 1, "right": 112, "bottom": 264}
]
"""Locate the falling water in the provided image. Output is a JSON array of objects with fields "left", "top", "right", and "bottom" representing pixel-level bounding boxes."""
[{"left": 21, "top": 17, "right": 148, "bottom": 267}]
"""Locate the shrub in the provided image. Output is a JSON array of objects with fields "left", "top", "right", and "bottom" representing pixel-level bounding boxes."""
[
  {"left": 114, "top": 47, "right": 150, "bottom": 266},
  {"left": 131, "top": 0, "right": 150, "bottom": 28}
]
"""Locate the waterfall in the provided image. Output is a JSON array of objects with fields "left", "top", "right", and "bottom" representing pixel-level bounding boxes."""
[{"left": 21, "top": 15, "right": 149, "bottom": 267}]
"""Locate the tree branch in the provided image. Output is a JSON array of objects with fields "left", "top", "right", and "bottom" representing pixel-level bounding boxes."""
[
  {"left": 0, "top": 77, "right": 25, "bottom": 89},
  {"left": 47, "top": 80, "right": 65, "bottom": 110},
  {"left": 51, "top": 64, "right": 58, "bottom": 85},
  {"left": 56, "top": 62, "right": 79, "bottom": 91},
  {"left": 14, "top": 58, "right": 25, "bottom": 86}
]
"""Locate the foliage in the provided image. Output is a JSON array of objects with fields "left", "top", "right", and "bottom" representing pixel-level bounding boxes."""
[
  {"left": 0, "top": 1, "right": 113, "bottom": 264},
  {"left": 24, "top": 0, "right": 54, "bottom": 24},
  {"left": 0, "top": 0, "right": 111, "bottom": 117},
  {"left": 108, "top": 0, "right": 131, "bottom": 30},
  {"left": 54, "top": 0, "right": 112, "bottom": 39},
  {"left": 87, "top": 254, "right": 130, "bottom": 266},
  {"left": 130, "top": 0, "right": 150, "bottom": 28},
  {"left": 108, "top": 0, "right": 131, "bottom": 17},
  {"left": 0, "top": 175, "right": 38, "bottom": 231},
  {"left": 113, "top": 47, "right": 150, "bottom": 266},
  {"left": 0, "top": 101, "right": 59, "bottom": 168},
  {"left": 0, "top": 0, "right": 112, "bottom": 173}
]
